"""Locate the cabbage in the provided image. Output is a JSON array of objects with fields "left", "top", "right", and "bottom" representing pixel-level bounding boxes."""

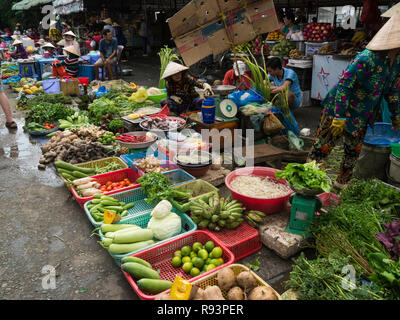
[
  {"left": 148, "top": 212, "right": 182, "bottom": 240},
  {"left": 151, "top": 200, "right": 172, "bottom": 219}
]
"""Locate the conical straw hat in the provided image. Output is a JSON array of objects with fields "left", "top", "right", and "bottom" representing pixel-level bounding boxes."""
[
  {"left": 63, "top": 45, "right": 80, "bottom": 56},
  {"left": 161, "top": 61, "right": 188, "bottom": 79},
  {"left": 382, "top": 3, "right": 400, "bottom": 18},
  {"left": 12, "top": 40, "right": 22, "bottom": 46},
  {"left": 63, "top": 31, "right": 77, "bottom": 38},
  {"left": 11, "top": 35, "right": 19, "bottom": 40},
  {"left": 57, "top": 39, "right": 66, "bottom": 46},
  {"left": 42, "top": 42, "right": 55, "bottom": 49},
  {"left": 366, "top": 14, "right": 400, "bottom": 51},
  {"left": 38, "top": 38, "right": 46, "bottom": 45}
]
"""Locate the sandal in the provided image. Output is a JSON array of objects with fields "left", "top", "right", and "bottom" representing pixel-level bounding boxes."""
[{"left": 5, "top": 121, "right": 17, "bottom": 129}]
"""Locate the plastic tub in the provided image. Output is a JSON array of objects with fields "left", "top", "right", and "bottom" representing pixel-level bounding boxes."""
[
  {"left": 70, "top": 168, "right": 143, "bottom": 208},
  {"left": 98, "top": 208, "right": 197, "bottom": 266},
  {"left": 225, "top": 167, "right": 294, "bottom": 214},
  {"left": 121, "top": 230, "right": 234, "bottom": 300},
  {"left": 364, "top": 123, "right": 400, "bottom": 147}
]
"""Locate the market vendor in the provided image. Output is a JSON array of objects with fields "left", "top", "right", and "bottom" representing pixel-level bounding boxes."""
[
  {"left": 223, "top": 60, "right": 253, "bottom": 91},
  {"left": 266, "top": 57, "right": 302, "bottom": 110},
  {"left": 10, "top": 40, "right": 28, "bottom": 59},
  {"left": 308, "top": 14, "right": 400, "bottom": 190},
  {"left": 63, "top": 31, "right": 81, "bottom": 56},
  {"left": 160, "top": 61, "right": 214, "bottom": 116},
  {"left": 52, "top": 45, "right": 80, "bottom": 78},
  {"left": 42, "top": 42, "right": 56, "bottom": 58},
  {"left": 56, "top": 39, "right": 65, "bottom": 55},
  {"left": 282, "top": 12, "right": 301, "bottom": 40}
]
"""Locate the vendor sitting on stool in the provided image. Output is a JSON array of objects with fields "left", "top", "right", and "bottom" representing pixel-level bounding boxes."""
[
  {"left": 223, "top": 60, "right": 253, "bottom": 91},
  {"left": 52, "top": 45, "right": 80, "bottom": 78},
  {"left": 42, "top": 42, "right": 56, "bottom": 58},
  {"left": 266, "top": 57, "right": 302, "bottom": 110},
  {"left": 160, "top": 61, "right": 214, "bottom": 116},
  {"left": 10, "top": 40, "right": 28, "bottom": 59}
]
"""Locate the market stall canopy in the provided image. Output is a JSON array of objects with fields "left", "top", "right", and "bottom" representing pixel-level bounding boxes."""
[
  {"left": 167, "top": 0, "right": 279, "bottom": 66},
  {"left": 381, "top": 2, "right": 400, "bottom": 17},
  {"left": 12, "top": 0, "right": 52, "bottom": 10}
]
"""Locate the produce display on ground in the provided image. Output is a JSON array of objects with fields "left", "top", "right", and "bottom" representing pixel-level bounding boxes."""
[{"left": 87, "top": 194, "right": 134, "bottom": 223}]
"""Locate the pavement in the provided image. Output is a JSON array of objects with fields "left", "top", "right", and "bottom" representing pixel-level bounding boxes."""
[{"left": 0, "top": 55, "right": 322, "bottom": 300}]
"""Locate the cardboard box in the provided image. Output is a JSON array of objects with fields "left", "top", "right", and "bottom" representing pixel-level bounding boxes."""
[{"left": 168, "top": 0, "right": 279, "bottom": 66}]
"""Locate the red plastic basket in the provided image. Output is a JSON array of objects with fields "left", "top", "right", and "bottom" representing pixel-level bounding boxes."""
[
  {"left": 121, "top": 230, "right": 234, "bottom": 300},
  {"left": 225, "top": 167, "right": 294, "bottom": 214},
  {"left": 202, "top": 222, "right": 262, "bottom": 262},
  {"left": 70, "top": 168, "right": 143, "bottom": 208}
]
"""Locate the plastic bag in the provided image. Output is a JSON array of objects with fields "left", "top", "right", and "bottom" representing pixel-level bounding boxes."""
[
  {"left": 129, "top": 87, "right": 148, "bottom": 103},
  {"left": 288, "top": 131, "right": 305, "bottom": 151},
  {"left": 94, "top": 85, "right": 109, "bottom": 97},
  {"left": 228, "top": 89, "right": 264, "bottom": 107},
  {"left": 263, "top": 112, "right": 285, "bottom": 135}
]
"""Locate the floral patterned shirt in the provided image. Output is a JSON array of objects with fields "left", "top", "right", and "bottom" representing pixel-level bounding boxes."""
[
  {"left": 323, "top": 49, "right": 400, "bottom": 136},
  {"left": 166, "top": 73, "right": 203, "bottom": 106}
]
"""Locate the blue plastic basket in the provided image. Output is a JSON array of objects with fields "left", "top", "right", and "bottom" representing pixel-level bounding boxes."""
[
  {"left": 84, "top": 169, "right": 196, "bottom": 227},
  {"left": 120, "top": 150, "right": 169, "bottom": 168},
  {"left": 98, "top": 208, "right": 197, "bottom": 266},
  {"left": 364, "top": 122, "right": 400, "bottom": 147}
]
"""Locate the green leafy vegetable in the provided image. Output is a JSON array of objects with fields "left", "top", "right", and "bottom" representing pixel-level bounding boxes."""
[
  {"left": 275, "top": 161, "right": 332, "bottom": 193},
  {"left": 368, "top": 252, "right": 400, "bottom": 298},
  {"left": 245, "top": 258, "right": 260, "bottom": 271},
  {"left": 25, "top": 102, "right": 75, "bottom": 124},
  {"left": 137, "top": 172, "right": 171, "bottom": 204}
]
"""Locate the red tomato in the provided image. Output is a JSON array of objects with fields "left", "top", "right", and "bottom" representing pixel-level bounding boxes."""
[{"left": 106, "top": 186, "right": 112, "bottom": 191}]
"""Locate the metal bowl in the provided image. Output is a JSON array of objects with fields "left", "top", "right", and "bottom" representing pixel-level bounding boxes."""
[
  {"left": 116, "top": 131, "right": 158, "bottom": 149},
  {"left": 174, "top": 151, "right": 213, "bottom": 168},
  {"left": 212, "top": 85, "right": 236, "bottom": 96},
  {"left": 122, "top": 69, "right": 133, "bottom": 76},
  {"left": 139, "top": 116, "right": 186, "bottom": 132}
]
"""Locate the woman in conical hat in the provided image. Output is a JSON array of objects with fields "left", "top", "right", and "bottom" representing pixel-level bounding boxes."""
[
  {"left": 63, "top": 30, "right": 80, "bottom": 56},
  {"left": 52, "top": 45, "right": 80, "bottom": 78},
  {"left": 160, "top": 61, "right": 213, "bottom": 116},
  {"left": 308, "top": 14, "right": 400, "bottom": 190},
  {"left": 42, "top": 42, "right": 56, "bottom": 58}
]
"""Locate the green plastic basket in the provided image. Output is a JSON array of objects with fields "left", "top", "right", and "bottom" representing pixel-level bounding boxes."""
[
  {"left": 98, "top": 208, "right": 197, "bottom": 266},
  {"left": 84, "top": 170, "right": 196, "bottom": 227}
]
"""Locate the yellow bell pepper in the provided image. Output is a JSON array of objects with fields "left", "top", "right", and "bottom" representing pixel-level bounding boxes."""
[
  {"left": 170, "top": 277, "right": 192, "bottom": 300},
  {"left": 104, "top": 210, "right": 116, "bottom": 224}
]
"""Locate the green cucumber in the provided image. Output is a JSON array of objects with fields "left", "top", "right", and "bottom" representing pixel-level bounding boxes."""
[
  {"left": 61, "top": 172, "right": 75, "bottom": 181},
  {"left": 137, "top": 279, "right": 173, "bottom": 294},
  {"left": 92, "top": 199, "right": 102, "bottom": 204},
  {"left": 102, "top": 206, "right": 123, "bottom": 212},
  {"left": 122, "top": 262, "right": 159, "bottom": 280},
  {"left": 120, "top": 210, "right": 128, "bottom": 217},
  {"left": 101, "top": 196, "right": 119, "bottom": 202},
  {"left": 54, "top": 161, "right": 95, "bottom": 174},
  {"left": 71, "top": 171, "right": 89, "bottom": 178},
  {"left": 121, "top": 257, "right": 152, "bottom": 269},
  {"left": 93, "top": 194, "right": 103, "bottom": 199},
  {"left": 57, "top": 168, "right": 74, "bottom": 175}
]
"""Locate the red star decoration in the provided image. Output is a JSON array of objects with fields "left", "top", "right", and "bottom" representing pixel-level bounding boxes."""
[{"left": 319, "top": 67, "right": 330, "bottom": 78}]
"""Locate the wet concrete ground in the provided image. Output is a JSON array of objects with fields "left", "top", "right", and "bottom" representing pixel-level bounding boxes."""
[{"left": 0, "top": 56, "right": 322, "bottom": 300}]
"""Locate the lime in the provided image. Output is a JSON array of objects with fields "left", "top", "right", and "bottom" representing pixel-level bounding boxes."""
[
  {"left": 182, "top": 262, "right": 193, "bottom": 274},
  {"left": 190, "top": 251, "right": 197, "bottom": 259},
  {"left": 206, "top": 258, "right": 212, "bottom": 265},
  {"left": 192, "top": 242, "right": 203, "bottom": 252},
  {"left": 190, "top": 267, "right": 201, "bottom": 277},
  {"left": 171, "top": 256, "right": 182, "bottom": 268},
  {"left": 181, "top": 246, "right": 191, "bottom": 257},
  {"left": 204, "top": 241, "right": 215, "bottom": 253},
  {"left": 193, "top": 257, "right": 205, "bottom": 269},
  {"left": 216, "top": 258, "right": 224, "bottom": 266},
  {"left": 198, "top": 249, "right": 209, "bottom": 260},
  {"left": 174, "top": 250, "right": 182, "bottom": 257},
  {"left": 202, "top": 264, "right": 208, "bottom": 272},
  {"left": 206, "top": 264, "right": 216, "bottom": 272},
  {"left": 210, "top": 259, "right": 220, "bottom": 267},
  {"left": 182, "top": 256, "right": 191, "bottom": 264},
  {"left": 211, "top": 247, "right": 223, "bottom": 258}
]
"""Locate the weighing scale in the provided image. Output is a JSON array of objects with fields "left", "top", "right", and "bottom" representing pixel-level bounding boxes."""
[
  {"left": 286, "top": 188, "right": 323, "bottom": 238},
  {"left": 211, "top": 85, "right": 239, "bottom": 122}
]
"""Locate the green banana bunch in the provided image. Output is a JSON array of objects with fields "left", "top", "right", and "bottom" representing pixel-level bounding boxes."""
[
  {"left": 189, "top": 193, "right": 245, "bottom": 232},
  {"left": 244, "top": 210, "right": 266, "bottom": 228},
  {"left": 58, "top": 112, "right": 89, "bottom": 130}
]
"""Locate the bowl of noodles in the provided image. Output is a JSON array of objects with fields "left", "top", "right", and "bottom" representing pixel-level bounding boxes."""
[{"left": 225, "top": 167, "right": 294, "bottom": 214}]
